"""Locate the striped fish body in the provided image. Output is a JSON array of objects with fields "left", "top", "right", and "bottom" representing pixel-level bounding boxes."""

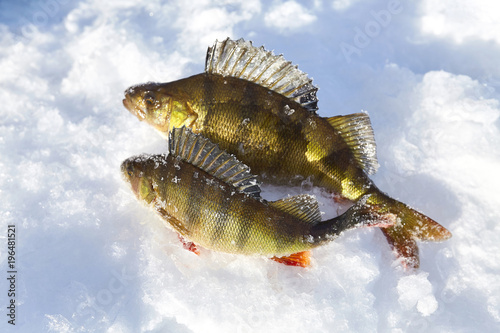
[
  {"left": 123, "top": 39, "right": 451, "bottom": 268},
  {"left": 125, "top": 73, "right": 374, "bottom": 201},
  {"left": 121, "top": 128, "right": 381, "bottom": 259},
  {"left": 123, "top": 155, "right": 309, "bottom": 256}
]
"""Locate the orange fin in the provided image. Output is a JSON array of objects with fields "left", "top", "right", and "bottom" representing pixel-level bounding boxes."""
[
  {"left": 368, "top": 193, "right": 452, "bottom": 269},
  {"left": 410, "top": 211, "right": 452, "bottom": 241},
  {"left": 383, "top": 207, "right": 451, "bottom": 269},
  {"left": 271, "top": 251, "right": 311, "bottom": 267},
  {"left": 332, "top": 193, "right": 352, "bottom": 205},
  {"left": 178, "top": 234, "right": 200, "bottom": 255},
  {"left": 381, "top": 228, "right": 419, "bottom": 269}
]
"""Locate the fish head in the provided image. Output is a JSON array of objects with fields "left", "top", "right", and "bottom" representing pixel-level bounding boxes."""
[
  {"left": 123, "top": 82, "right": 197, "bottom": 136},
  {"left": 121, "top": 155, "right": 157, "bottom": 205}
]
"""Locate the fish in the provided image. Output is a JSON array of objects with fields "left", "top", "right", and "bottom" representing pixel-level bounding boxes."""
[
  {"left": 121, "top": 127, "right": 394, "bottom": 267},
  {"left": 122, "top": 38, "right": 451, "bottom": 269}
]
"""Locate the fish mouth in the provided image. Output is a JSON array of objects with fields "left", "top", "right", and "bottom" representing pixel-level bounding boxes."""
[
  {"left": 122, "top": 95, "right": 133, "bottom": 112},
  {"left": 123, "top": 95, "right": 146, "bottom": 120}
]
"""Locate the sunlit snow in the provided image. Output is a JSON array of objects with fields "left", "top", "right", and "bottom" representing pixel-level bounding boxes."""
[{"left": 1, "top": 0, "right": 499, "bottom": 332}]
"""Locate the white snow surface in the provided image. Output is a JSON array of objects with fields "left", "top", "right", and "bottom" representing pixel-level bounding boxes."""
[{"left": 1, "top": 0, "right": 499, "bottom": 332}]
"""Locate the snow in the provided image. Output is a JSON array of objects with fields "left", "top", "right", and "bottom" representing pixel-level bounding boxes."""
[{"left": 1, "top": 0, "right": 499, "bottom": 332}]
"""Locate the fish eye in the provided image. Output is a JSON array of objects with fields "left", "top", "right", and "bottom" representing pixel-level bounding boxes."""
[
  {"left": 126, "top": 164, "right": 134, "bottom": 177},
  {"left": 144, "top": 93, "right": 156, "bottom": 107}
]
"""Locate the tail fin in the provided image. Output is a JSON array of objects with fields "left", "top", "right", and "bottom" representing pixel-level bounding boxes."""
[{"left": 369, "top": 193, "right": 452, "bottom": 269}]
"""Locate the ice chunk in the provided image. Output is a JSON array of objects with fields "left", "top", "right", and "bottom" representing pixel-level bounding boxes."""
[{"left": 397, "top": 273, "right": 438, "bottom": 316}]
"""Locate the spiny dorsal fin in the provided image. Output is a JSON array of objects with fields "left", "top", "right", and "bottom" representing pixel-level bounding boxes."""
[
  {"left": 327, "top": 112, "right": 379, "bottom": 175},
  {"left": 270, "top": 194, "right": 322, "bottom": 225},
  {"left": 206, "top": 38, "right": 319, "bottom": 113},
  {"left": 169, "top": 126, "right": 261, "bottom": 198}
]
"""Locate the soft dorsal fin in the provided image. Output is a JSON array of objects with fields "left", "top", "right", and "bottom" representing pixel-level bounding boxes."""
[
  {"left": 327, "top": 112, "right": 379, "bottom": 175},
  {"left": 270, "top": 194, "right": 322, "bottom": 225},
  {"left": 205, "top": 38, "right": 319, "bottom": 113},
  {"left": 169, "top": 127, "right": 261, "bottom": 197}
]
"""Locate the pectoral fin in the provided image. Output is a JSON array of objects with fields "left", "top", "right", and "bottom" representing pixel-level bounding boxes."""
[
  {"left": 271, "top": 251, "right": 311, "bottom": 267},
  {"left": 178, "top": 234, "right": 200, "bottom": 255}
]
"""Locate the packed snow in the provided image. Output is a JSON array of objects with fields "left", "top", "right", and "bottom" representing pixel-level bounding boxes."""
[{"left": 1, "top": 0, "right": 499, "bottom": 332}]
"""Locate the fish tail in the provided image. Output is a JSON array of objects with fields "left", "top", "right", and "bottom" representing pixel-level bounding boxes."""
[{"left": 367, "top": 192, "right": 452, "bottom": 269}]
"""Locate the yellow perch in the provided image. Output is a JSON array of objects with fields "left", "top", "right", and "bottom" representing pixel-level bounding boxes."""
[
  {"left": 121, "top": 127, "right": 393, "bottom": 267},
  {"left": 123, "top": 38, "right": 451, "bottom": 268}
]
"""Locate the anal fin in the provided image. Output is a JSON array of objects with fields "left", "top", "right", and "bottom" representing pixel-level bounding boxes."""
[{"left": 271, "top": 251, "right": 311, "bottom": 267}]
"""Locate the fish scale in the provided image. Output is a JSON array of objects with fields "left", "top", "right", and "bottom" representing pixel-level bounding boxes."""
[
  {"left": 121, "top": 128, "right": 389, "bottom": 264},
  {"left": 122, "top": 38, "right": 452, "bottom": 268}
]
